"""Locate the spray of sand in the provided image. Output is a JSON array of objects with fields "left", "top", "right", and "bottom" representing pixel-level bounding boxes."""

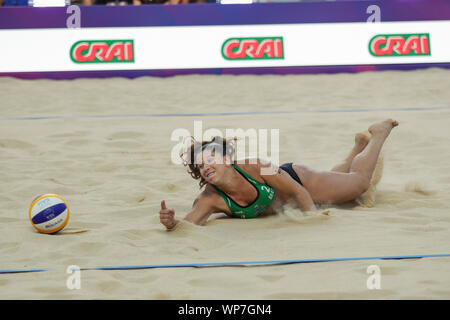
[
  {"left": 404, "top": 181, "right": 435, "bottom": 196},
  {"left": 277, "top": 206, "right": 332, "bottom": 224}
]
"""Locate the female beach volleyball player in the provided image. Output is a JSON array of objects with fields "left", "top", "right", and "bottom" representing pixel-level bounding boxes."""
[{"left": 160, "top": 119, "right": 398, "bottom": 230}]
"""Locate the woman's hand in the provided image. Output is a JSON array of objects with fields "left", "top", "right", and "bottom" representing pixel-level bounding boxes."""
[{"left": 160, "top": 200, "right": 179, "bottom": 230}]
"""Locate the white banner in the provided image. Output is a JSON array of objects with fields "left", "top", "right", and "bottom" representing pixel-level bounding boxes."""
[{"left": 0, "top": 20, "right": 449, "bottom": 73}]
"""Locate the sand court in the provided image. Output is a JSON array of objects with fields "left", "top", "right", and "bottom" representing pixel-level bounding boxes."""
[{"left": 1, "top": 68, "right": 450, "bottom": 299}]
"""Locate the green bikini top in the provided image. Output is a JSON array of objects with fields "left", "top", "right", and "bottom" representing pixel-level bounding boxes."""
[{"left": 212, "top": 164, "right": 275, "bottom": 219}]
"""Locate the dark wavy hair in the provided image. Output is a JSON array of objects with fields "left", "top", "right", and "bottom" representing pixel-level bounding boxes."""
[{"left": 181, "top": 136, "right": 235, "bottom": 189}]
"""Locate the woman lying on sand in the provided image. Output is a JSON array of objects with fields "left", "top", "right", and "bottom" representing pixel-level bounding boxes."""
[{"left": 160, "top": 119, "right": 398, "bottom": 230}]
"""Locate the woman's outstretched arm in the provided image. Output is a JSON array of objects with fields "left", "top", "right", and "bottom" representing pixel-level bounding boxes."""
[{"left": 159, "top": 191, "right": 218, "bottom": 230}]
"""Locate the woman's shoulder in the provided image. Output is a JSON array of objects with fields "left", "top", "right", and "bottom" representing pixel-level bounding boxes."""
[
  {"left": 203, "top": 183, "right": 220, "bottom": 195},
  {"left": 194, "top": 184, "right": 222, "bottom": 203},
  {"left": 234, "top": 158, "right": 278, "bottom": 178},
  {"left": 233, "top": 158, "right": 259, "bottom": 171}
]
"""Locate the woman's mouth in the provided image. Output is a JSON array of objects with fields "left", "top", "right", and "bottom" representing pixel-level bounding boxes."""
[{"left": 205, "top": 170, "right": 216, "bottom": 179}]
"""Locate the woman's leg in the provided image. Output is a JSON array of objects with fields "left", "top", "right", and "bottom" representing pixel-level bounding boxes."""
[
  {"left": 293, "top": 119, "right": 398, "bottom": 204},
  {"left": 331, "top": 131, "right": 385, "bottom": 207},
  {"left": 331, "top": 132, "right": 370, "bottom": 173}
]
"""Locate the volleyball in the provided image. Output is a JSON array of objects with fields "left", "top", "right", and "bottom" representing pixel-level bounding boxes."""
[{"left": 28, "top": 194, "right": 70, "bottom": 234}]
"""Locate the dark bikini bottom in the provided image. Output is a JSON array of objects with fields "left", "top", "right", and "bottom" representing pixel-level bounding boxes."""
[{"left": 280, "top": 162, "right": 303, "bottom": 186}]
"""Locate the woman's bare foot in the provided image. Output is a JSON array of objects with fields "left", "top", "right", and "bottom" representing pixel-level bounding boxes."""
[
  {"left": 369, "top": 119, "right": 399, "bottom": 138},
  {"left": 330, "top": 131, "right": 371, "bottom": 173}
]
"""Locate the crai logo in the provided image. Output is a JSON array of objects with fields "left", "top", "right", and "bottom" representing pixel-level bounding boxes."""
[
  {"left": 369, "top": 33, "right": 430, "bottom": 57},
  {"left": 222, "top": 37, "right": 284, "bottom": 60},
  {"left": 70, "top": 40, "right": 134, "bottom": 63}
]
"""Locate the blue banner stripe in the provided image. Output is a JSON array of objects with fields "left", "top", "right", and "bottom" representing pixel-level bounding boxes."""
[
  {"left": 31, "top": 203, "right": 66, "bottom": 225},
  {"left": 0, "top": 1, "right": 449, "bottom": 29},
  {"left": 1, "top": 63, "right": 450, "bottom": 81}
]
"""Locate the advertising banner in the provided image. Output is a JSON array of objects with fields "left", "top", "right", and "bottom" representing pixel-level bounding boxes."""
[
  {"left": 0, "top": 21, "right": 449, "bottom": 74},
  {"left": 0, "top": 1, "right": 449, "bottom": 78}
]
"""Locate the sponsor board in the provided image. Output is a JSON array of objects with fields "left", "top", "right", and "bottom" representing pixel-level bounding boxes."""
[{"left": 0, "top": 22, "right": 449, "bottom": 73}]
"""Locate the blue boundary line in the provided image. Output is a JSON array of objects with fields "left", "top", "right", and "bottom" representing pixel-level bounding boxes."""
[
  {"left": 87, "top": 254, "right": 450, "bottom": 271},
  {"left": 1, "top": 106, "right": 449, "bottom": 121},
  {"left": 0, "top": 268, "right": 49, "bottom": 274},
  {"left": 2, "top": 254, "right": 450, "bottom": 274}
]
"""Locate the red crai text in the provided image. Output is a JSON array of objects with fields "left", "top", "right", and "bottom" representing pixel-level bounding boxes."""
[
  {"left": 222, "top": 37, "right": 284, "bottom": 60},
  {"left": 71, "top": 40, "right": 134, "bottom": 63},
  {"left": 369, "top": 34, "right": 430, "bottom": 56}
]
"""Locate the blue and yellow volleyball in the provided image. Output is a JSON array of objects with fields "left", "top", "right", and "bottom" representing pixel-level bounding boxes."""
[{"left": 28, "top": 194, "right": 70, "bottom": 234}]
